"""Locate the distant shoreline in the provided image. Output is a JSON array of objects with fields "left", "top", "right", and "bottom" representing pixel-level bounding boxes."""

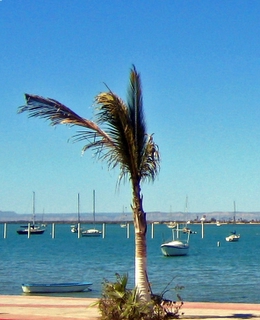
[
  {"left": 1, "top": 220, "right": 260, "bottom": 224},
  {"left": 2, "top": 210, "right": 260, "bottom": 224}
]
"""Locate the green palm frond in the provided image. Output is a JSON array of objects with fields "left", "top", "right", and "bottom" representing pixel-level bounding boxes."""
[
  {"left": 18, "top": 66, "right": 160, "bottom": 185},
  {"left": 127, "top": 65, "right": 146, "bottom": 155},
  {"left": 140, "top": 135, "right": 160, "bottom": 182},
  {"left": 93, "top": 90, "right": 137, "bottom": 177},
  {"left": 93, "top": 67, "right": 160, "bottom": 184}
]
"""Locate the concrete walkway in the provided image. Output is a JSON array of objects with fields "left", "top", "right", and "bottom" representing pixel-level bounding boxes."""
[{"left": 0, "top": 295, "right": 260, "bottom": 320}]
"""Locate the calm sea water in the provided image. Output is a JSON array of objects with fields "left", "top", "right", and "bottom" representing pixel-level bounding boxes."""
[{"left": 0, "top": 223, "right": 260, "bottom": 303}]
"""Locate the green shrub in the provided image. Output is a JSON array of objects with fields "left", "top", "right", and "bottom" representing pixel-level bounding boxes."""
[{"left": 97, "top": 273, "right": 184, "bottom": 320}]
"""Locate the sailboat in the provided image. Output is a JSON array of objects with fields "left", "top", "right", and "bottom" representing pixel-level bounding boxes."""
[
  {"left": 233, "top": 200, "right": 237, "bottom": 224},
  {"left": 71, "top": 193, "right": 82, "bottom": 233},
  {"left": 166, "top": 206, "right": 176, "bottom": 228},
  {"left": 225, "top": 201, "right": 240, "bottom": 242},
  {"left": 166, "top": 222, "right": 177, "bottom": 228},
  {"left": 120, "top": 206, "right": 127, "bottom": 228},
  {"left": 17, "top": 192, "right": 45, "bottom": 235},
  {"left": 161, "top": 223, "right": 190, "bottom": 256},
  {"left": 181, "top": 196, "right": 196, "bottom": 234},
  {"left": 41, "top": 209, "right": 47, "bottom": 228},
  {"left": 81, "top": 190, "right": 102, "bottom": 237}
]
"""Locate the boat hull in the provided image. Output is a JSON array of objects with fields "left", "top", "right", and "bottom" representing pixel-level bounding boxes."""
[
  {"left": 21, "top": 282, "right": 92, "bottom": 293},
  {"left": 71, "top": 225, "right": 83, "bottom": 233},
  {"left": 226, "top": 235, "right": 240, "bottom": 242},
  {"left": 81, "top": 228, "right": 102, "bottom": 237},
  {"left": 17, "top": 228, "right": 45, "bottom": 235},
  {"left": 161, "top": 240, "right": 189, "bottom": 256}
]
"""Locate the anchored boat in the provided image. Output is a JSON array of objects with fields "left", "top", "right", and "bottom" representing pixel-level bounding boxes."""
[
  {"left": 81, "top": 190, "right": 102, "bottom": 237},
  {"left": 21, "top": 282, "right": 92, "bottom": 293},
  {"left": 17, "top": 192, "right": 45, "bottom": 235},
  {"left": 226, "top": 231, "right": 240, "bottom": 242},
  {"left": 161, "top": 224, "right": 190, "bottom": 256}
]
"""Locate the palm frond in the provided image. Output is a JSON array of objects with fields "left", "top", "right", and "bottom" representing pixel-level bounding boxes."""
[
  {"left": 18, "top": 94, "right": 115, "bottom": 150},
  {"left": 140, "top": 135, "right": 160, "bottom": 182},
  {"left": 92, "top": 66, "right": 160, "bottom": 184},
  {"left": 18, "top": 66, "right": 160, "bottom": 185},
  {"left": 94, "top": 91, "right": 135, "bottom": 172},
  {"left": 127, "top": 67, "right": 146, "bottom": 150}
]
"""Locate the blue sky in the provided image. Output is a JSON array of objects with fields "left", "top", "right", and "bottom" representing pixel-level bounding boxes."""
[{"left": 1, "top": 0, "right": 260, "bottom": 216}]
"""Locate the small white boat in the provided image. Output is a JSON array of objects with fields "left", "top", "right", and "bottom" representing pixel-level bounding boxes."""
[
  {"left": 120, "top": 223, "right": 127, "bottom": 228},
  {"left": 81, "top": 190, "right": 102, "bottom": 237},
  {"left": 81, "top": 228, "right": 102, "bottom": 237},
  {"left": 119, "top": 206, "right": 127, "bottom": 227},
  {"left": 71, "top": 193, "right": 83, "bottom": 233},
  {"left": 161, "top": 239, "right": 189, "bottom": 256},
  {"left": 21, "top": 282, "right": 92, "bottom": 293},
  {"left": 226, "top": 231, "right": 240, "bottom": 242},
  {"left": 161, "top": 224, "right": 190, "bottom": 256},
  {"left": 71, "top": 225, "right": 78, "bottom": 233},
  {"left": 166, "top": 222, "right": 176, "bottom": 228},
  {"left": 182, "top": 227, "right": 197, "bottom": 234}
]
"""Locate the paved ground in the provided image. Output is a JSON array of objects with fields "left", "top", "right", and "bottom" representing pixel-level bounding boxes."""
[
  {"left": 0, "top": 295, "right": 260, "bottom": 319},
  {"left": 183, "top": 301, "right": 260, "bottom": 319}
]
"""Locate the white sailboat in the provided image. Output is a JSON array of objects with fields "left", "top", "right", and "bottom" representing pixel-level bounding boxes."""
[
  {"left": 17, "top": 192, "right": 45, "bottom": 235},
  {"left": 166, "top": 205, "right": 176, "bottom": 228},
  {"left": 225, "top": 201, "right": 240, "bottom": 242},
  {"left": 120, "top": 206, "right": 127, "bottom": 228},
  {"left": 182, "top": 196, "right": 196, "bottom": 234},
  {"left": 166, "top": 221, "right": 177, "bottom": 228},
  {"left": 81, "top": 190, "right": 102, "bottom": 237},
  {"left": 161, "top": 223, "right": 190, "bottom": 256},
  {"left": 233, "top": 201, "right": 237, "bottom": 224},
  {"left": 71, "top": 193, "right": 82, "bottom": 233}
]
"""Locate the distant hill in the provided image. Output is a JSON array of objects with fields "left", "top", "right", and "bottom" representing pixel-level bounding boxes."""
[{"left": 1, "top": 210, "right": 260, "bottom": 222}]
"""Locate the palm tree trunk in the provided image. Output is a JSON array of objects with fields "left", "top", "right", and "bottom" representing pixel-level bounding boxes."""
[
  {"left": 135, "top": 232, "right": 150, "bottom": 302},
  {"left": 132, "top": 183, "right": 151, "bottom": 303}
]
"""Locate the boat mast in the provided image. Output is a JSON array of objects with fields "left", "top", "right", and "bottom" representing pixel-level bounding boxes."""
[
  {"left": 93, "top": 190, "right": 96, "bottom": 227},
  {"left": 77, "top": 193, "right": 80, "bottom": 223},
  {"left": 185, "top": 196, "right": 188, "bottom": 213},
  {"left": 233, "top": 201, "right": 236, "bottom": 224},
  {"left": 32, "top": 191, "right": 35, "bottom": 226},
  {"left": 185, "top": 195, "right": 189, "bottom": 223}
]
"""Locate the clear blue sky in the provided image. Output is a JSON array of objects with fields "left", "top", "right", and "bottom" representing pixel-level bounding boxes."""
[{"left": 1, "top": 0, "right": 260, "bottom": 215}]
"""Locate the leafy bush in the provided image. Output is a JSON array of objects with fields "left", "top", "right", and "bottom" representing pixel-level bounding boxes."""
[{"left": 97, "top": 273, "right": 184, "bottom": 320}]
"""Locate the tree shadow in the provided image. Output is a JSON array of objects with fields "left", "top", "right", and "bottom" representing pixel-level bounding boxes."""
[{"left": 183, "top": 313, "right": 258, "bottom": 319}]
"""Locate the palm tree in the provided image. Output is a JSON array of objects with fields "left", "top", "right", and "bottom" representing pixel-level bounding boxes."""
[{"left": 18, "top": 65, "right": 160, "bottom": 303}]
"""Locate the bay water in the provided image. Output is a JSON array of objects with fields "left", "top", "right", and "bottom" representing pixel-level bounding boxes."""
[{"left": 0, "top": 223, "right": 259, "bottom": 303}]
